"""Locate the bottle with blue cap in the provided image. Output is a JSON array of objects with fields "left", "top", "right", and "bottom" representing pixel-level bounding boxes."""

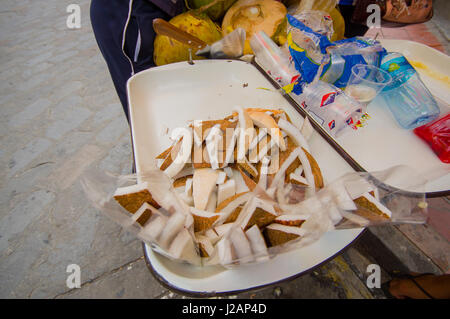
[{"left": 379, "top": 52, "right": 440, "bottom": 129}]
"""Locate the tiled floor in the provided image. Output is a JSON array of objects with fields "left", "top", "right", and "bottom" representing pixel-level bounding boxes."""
[{"left": 365, "top": 22, "right": 447, "bottom": 53}]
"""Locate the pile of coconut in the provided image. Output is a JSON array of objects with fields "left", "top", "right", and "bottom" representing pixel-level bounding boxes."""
[{"left": 113, "top": 107, "right": 392, "bottom": 266}]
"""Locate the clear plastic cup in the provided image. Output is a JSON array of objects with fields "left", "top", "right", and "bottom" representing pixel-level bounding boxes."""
[
  {"left": 345, "top": 64, "right": 392, "bottom": 106},
  {"left": 299, "top": 81, "right": 366, "bottom": 137}
]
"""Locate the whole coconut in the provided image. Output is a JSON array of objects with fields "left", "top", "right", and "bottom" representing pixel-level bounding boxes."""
[
  {"left": 222, "top": 0, "right": 287, "bottom": 55},
  {"left": 153, "top": 11, "right": 222, "bottom": 66},
  {"left": 188, "top": 0, "right": 238, "bottom": 21}
]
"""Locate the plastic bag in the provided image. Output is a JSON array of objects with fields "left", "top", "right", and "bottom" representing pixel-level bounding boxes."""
[
  {"left": 285, "top": 14, "right": 387, "bottom": 88},
  {"left": 196, "top": 27, "right": 246, "bottom": 59},
  {"left": 414, "top": 113, "right": 450, "bottom": 164},
  {"left": 81, "top": 163, "right": 428, "bottom": 268}
]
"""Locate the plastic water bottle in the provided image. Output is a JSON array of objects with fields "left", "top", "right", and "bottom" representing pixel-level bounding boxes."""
[{"left": 380, "top": 53, "right": 440, "bottom": 129}]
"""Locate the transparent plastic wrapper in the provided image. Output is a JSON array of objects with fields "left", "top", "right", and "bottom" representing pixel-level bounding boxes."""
[
  {"left": 250, "top": 31, "right": 304, "bottom": 95},
  {"left": 291, "top": 10, "right": 334, "bottom": 40},
  {"left": 196, "top": 28, "right": 246, "bottom": 59},
  {"left": 299, "top": 80, "right": 366, "bottom": 137},
  {"left": 81, "top": 163, "right": 428, "bottom": 269},
  {"left": 284, "top": 14, "right": 387, "bottom": 88}
]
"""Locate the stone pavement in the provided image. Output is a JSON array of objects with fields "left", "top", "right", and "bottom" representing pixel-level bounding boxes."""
[{"left": 0, "top": 0, "right": 448, "bottom": 299}]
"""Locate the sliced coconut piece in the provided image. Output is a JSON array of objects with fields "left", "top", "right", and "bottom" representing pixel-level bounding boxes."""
[
  {"left": 138, "top": 215, "right": 168, "bottom": 243},
  {"left": 206, "top": 190, "right": 217, "bottom": 213},
  {"left": 172, "top": 165, "right": 194, "bottom": 181},
  {"left": 263, "top": 224, "right": 306, "bottom": 247},
  {"left": 195, "top": 234, "right": 215, "bottom": 258},
  {"left": 132, "top": 202, "right": 156, "bottom": 227},
  {"left": 277, "top": 118, "right": 310, "bottom": 153},
  {"left": 327, "top": 180, "right": 357, "bottom": 211},
  {"left": 177, "top": 192, "right": 194, "bottom": 207},
  {"left": 217, "top": 238, "right": 234, "bottom": 265},
  {"left": 249, "top": 133, "right": 271, "bottom": 163},
  {"left": 301, "top": 117, "right": 314, "bottom": 140},
  {"left": 223, "top": 206, "right": 243, "bottom": 224},
  {"left": 274, "top": 215, "right": 306, "bottom": 227},
  {"left": 247, "top": 110, "right": 286, "bottom": 151},
  {"left": 193, "top": 168, "right": 219, "bottom": 210},
  {"left": 114, "top": 182, "right": 160, "bottom": 213},
  {"left": 354, "top": 192, "right": 392, "bottom": 221},
  {"left": 214, "top": 223, "right": 233, "bottom": 238},
  {"left": 190, "top": 207, "right": 221, "bottom": 232},
  {"left": 224, "top": 126, "right": 240, "bottom": 165},
  {"left": 229, "top": 227, "right": 253, "bottom": 264},
  {"left": 224, "top": 166, "right": 233, "bottom": 178},
  {"left": 234, "top": 107, "right": 255, "bottom": 159},
  {"left": 158, "top": 212, "right": 186, "bottom": 249},
  {"left": 248, "top": 127, "right": 267, "bottom": 152},
  {"left": 173, "top": 174, "right": 193, "bottom": 188},
  {"left": 231, "top": 168, "right": 250, "bottom": 193},
  {"left": 217, "top": 179, "right": 236, "bottom": 206},
  {"left": 238, "top": 197, "right": 277, "bottom": 231},
  {"left": 185, "top": 177, "right": 193, "bottom": 196},
  {"left": 204, "top": 228, "right": 220, "bottom": 245},
  {"left": 257, "top": 156, "right": 271, "bottom": 190},
  {"left": 245, "top": 225, "right": 269, "bottom": 261},
  {"left": 168, "top": 228, "right": 200, "bottom": 265},
  {"left": 237, "top": 166, "right": 257, "bottom": 191},
  {"left": 245, "top": 108, "right": 285, "bottom": 116},
  {"left": 159, "top": 137, "right": 183, "bottom": 171},
  {"left": 237, "top": 157, "right": 258, "bottom": 178},
  {"left": 163, "top": 128, "right": 193, "bottom": 178},
  {"left": 216, "top": 171, "right": 227, "bottom": 185},
  {"left": 155, "top": 144, "right": 174, "bottom": 160},
  {"left": 289, "top": 173, "right": 309, "bottom": 186},
  {"left": 344, "top": 176, "right": 376, "bottom": 200},
  {"left": 205, "top": 124, "right": 223, "bottom": 170},
  {"left": 215, "top": 192, "right": 251, "bottom": 222}
]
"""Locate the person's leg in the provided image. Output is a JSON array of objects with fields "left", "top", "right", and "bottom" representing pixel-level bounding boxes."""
[
  {"left": 131, "top": 0, "right": 170, "bottom": 74},
  {"left": 389, "top": 273, "right": 450, "bottom": 299},
  {"left": 90, "top": 0, "right": 132, "bottom": 121}
]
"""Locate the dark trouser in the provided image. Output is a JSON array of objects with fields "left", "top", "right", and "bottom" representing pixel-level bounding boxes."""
[
  {"left": 338, "top": 4, "right": 370, "bottom": 38},
  {"left": 90, "top": 0, "right": 170, "bottom": 122}
]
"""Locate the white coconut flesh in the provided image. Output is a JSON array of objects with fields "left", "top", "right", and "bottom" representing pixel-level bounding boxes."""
[
  {"left": 229, "top": 227, "right": 254, "bottom": 264},
  {"left": 195, "top": 234, "right": 215, "bottom": 257},
  {"left": 359, "top": 192, "right": 392, "bottom": 218},
  {"left": 168, "top": 228, "right": 200, "bottom": 265},
  {"left": 248, "top": 111, "right": 286, "bottom": 151},
  {"left": 265, "top": 223, "right": 307, "bottom": 237},
  {"left": 204, "top": 228, "right": 220, "bottom": 245},
  {"left": 216, "top": 192, "right": 252, "bottom": 224},
  {"left": 301, "top": 117, "right": 314, "bottom": 140},
  {"left": 206, "top": 190, "right": 218, "bottom": 212},
  {"left": 164, "top": 128, "right": 193, "bottom": 178},
  {"left": 138, "top": 215, "right": 168, "bottom": 242},
  {"left": 231, "top": 168, "right": 250, "bottom": 193},
  {"left": 205, "top": 124, "right": 222, "bottom": 170},
  {"left": 158, "top": 212, "right": 186, "bottom": 249},
  {"left": 216, "top": 171, "right": 227, "bottom": 185},
  {"left": 214, "top": 223, "right": 233, "bottom": 237},
  {"left": 257, "top": 156, "right": 271, "bottom": 190},
  {"left": 268, "top": 147, "right": 315, "bottom": 197},
  {"left": 237, "top": 197, "right": 277, "bottom": 230},
  {"left": 289, "top": 173, "right": 308, "bottom": 186},
  {"left": 277, "top": 118, "right": 310, "bottom": 153},
  {"left": 248, "top": 128, "right": 267, "bottom": 152},
  {"left": 193, "top": 168, "right": 219, "bottom": 210},
  {"left": 234, "top": 107, "right": 254, "bottom": 159},
  {"left": 245, "top": 225, "right": 269, "bottom": 259},
  {"left": 217, "top": 179, "right": 236, "bottom": 207},
  {"left": 217, "top": 237, "right": 234, "bottom": 265}
]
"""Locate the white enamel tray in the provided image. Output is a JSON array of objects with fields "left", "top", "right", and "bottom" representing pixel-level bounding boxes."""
[{"left": 127, "top": 59, "right": 364, "bottom": 296}]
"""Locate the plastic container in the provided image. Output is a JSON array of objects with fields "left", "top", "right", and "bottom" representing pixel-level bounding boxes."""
[
  {"left": 380, "top": 52, "right": 440, "bottom": 129},
  {"left": 345, "top": 64, "right": 392, "bottom": 106},
  {"left": 299, "top": 81, "right": 365, "bottom": 137}
]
